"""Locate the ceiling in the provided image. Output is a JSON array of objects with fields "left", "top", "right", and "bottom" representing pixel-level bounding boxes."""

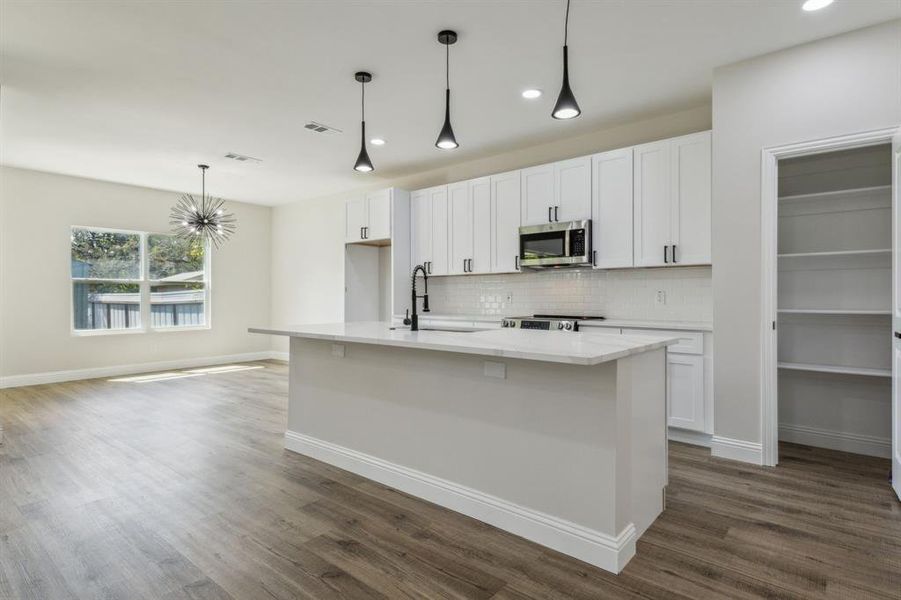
[{"left": 2, "top": 1, "right": 899, "bottom": 206}]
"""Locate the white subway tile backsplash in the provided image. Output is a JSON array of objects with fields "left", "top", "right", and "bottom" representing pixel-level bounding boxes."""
[{"left": 427, "top": 267, "right": 712, "bottom": 323}]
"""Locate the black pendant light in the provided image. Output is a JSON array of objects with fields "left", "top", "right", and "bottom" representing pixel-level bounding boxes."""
[
  {"left": 353, "top": 71, "right": 374, "bottom": 172},
  {"left": 552, "top": 0, "right": 581, "bottom": 120},
  {"left": 435, "top": 30, "right": 459, "bottom": 150}
]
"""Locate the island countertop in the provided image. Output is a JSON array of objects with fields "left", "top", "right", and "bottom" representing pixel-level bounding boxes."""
[{"left": 249, "top": 321, "right": 677, "bottom": 366}]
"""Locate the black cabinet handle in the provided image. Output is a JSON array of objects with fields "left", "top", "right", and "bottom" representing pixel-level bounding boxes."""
[
  {"left": 554, "top": 206, "right": 559, "bottom": 222},
  {"left": 548, "top": 206, "right": 552, "bottom": 222},
  {"left": 672, "top": 244, "right": 677, "bottom": 263},
  {"left": 593, "top": 250, "right": 597, "bottom": 267},
  {"left": 515, "top": 255, "right": 519, "bottom": 270},
  {"left": 664, "top": 245, "right": 669, "bottom": 264},
  {"left": 360, "top": 226, "right": 364, "bottom": 239},
  {"left": 467, "top": 258, "right": 472, "bottom": 272},
  {"left": 427, "top": 261, "right": 432, "bottom": 274},
  {"left": 894, "top": 331, "right": 901, "bottom": 339}
]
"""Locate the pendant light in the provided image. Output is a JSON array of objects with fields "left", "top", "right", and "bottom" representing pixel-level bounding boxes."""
[
  {"left": 169, "top": 165, "right": 237, "bottom": 249},
  {"left": 435, "top": 30, "right": 459, "bottom": 150},
  {"left": 552, "top": 0, "right": 581, "bottom": 120},
  {"left": 353, "top": 71, "right": 375, "bottom": 172}
]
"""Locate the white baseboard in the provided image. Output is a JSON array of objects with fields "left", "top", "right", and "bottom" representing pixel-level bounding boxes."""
[
  {"left": 284, "top": 430, "right": 637, "bottom": 574},
  {"left": 779, "top": 423, "right": 891, "bottom": 459},
  {"left": 269, "top": 351, "right": 289, "bottom": 363},
  {"left": 711, "top": 435, "right": 764, "bottom": 465},
  {"left": 0, "top": 351, "right": 282, "bottom": 389},
  {"left": 668, "top": 427, "right": 712, "bottom": 448}
]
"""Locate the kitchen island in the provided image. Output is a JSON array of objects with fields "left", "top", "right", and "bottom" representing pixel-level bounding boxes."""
[{"left": 249, "top": 321, "right": 675, "bottom": 573}]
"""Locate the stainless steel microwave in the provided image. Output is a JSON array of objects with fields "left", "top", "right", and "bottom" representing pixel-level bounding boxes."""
[{"left": 518, "top": 220, "right": 592, "bottom": 269}]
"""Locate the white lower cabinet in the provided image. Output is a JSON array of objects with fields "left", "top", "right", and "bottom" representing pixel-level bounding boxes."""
[
  {"left": 666, "top": 353, "right": 705, "bottom": 431},
  {"left": 617, "top": 326, "right": 710, "bottom": 434}
]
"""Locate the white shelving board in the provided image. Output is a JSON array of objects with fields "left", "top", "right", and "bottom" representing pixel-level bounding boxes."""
[
  {"left": 778, "top": 362, "right": 890, "bottom": 378},
  {"left": 777, "top": 308, "right": 891, "bottom": 315}
]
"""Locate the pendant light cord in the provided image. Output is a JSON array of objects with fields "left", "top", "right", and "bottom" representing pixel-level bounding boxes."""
[
  {"left": 445, "top": 43, "right": 450, "bottom": 90},
  {"left": 564, "top": 0, "right": 570, "bottom": 45},
  {"left": 361, "top": 79, "right": 365, "bottom": 121}
]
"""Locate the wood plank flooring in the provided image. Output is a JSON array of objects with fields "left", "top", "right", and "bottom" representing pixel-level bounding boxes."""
[{"left": 1, "top": 360, "right": 899, "bottom": 599}]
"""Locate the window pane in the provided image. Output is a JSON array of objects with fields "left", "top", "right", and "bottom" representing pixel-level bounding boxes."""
[
  {"left": 151, "top": 283, "right": 205, "bottom": 328},
  {"left": 71, "top": 229, "right": 141, "bottom": 279},
  {"left": 73, "top": 283, "right": 141, "bottom": 330},
  {"left": 148, "top": 234, "right": 205, "bottom": 281}
]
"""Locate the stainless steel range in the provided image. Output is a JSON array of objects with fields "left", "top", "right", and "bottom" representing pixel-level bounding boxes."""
[{"left": 500, "top": 314, "right": 605, "bottom": 332}]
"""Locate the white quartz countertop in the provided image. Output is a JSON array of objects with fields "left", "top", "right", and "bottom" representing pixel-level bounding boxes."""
[{"left": 249, "top": 321, "right": 677, "bottom": 366}]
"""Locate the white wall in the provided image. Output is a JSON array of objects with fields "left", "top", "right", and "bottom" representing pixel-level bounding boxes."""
[
  {"left": 269, "top": 105, "right": 713, "bottom": 351},
  {"left": 711, "top": 20, "right": 901, "bottom": 446},
  {"left": 0, "top": 166, "right": 272, "bottom": 379}
]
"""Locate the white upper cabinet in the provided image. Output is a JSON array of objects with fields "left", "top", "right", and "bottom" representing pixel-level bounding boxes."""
[
  {"left": 521, "top": 158, "right": 591, "bottom": 226},
  {"left": 429, "top": 186, "right": 449, "bottom": 276},
  {"left": 447, "top": 177, "right": 491, "bottom": 275},
  {"left": 555, "top": 156, "right": 592, "bottom": 223},
  {"left": 591, "top": 149, "right": 633, "bottom": 269},
  {"left": 345, "top": 196, "right": 368, "bottom": 243},
  {"left": 448, "top": 181, "right": 473, "bottom": 275},
  {"left": 633, "top": 131, "right": 711, "bottom": 267},
  {"left": 366, "top": 189, "right": 392, "bottom": 241},
  {"left": 634, "top": 139, "right": 673, "bottom": 266},
  {"left": 491, "top": 171, "right": 521, "bottom": 273},
  {"left": 471, "top": 177, "right": 492, "bottom": 274},
  {"left": 411, "top": 190, "right": 432, "bottom": 269},
  {"left": 345, "top": 191, "right": 392, "bottom": 243},
  {"left": 521, "top": 164, "right": 555, "bottom": 226},
  {"left": 671, "top": 131, "right": 712, "bottom": 266}
]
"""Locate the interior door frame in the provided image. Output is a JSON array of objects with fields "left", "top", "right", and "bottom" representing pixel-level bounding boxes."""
[{"left": 759, "top": 127, "right": 898, "bottom": 467}]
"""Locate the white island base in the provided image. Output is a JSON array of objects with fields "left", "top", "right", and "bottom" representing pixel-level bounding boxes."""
[{"left": 255, "top": 323, "right": 671, "bottom": 574}]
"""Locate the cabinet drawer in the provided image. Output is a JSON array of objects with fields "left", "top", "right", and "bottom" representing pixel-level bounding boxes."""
[{"left": 622, "top": 328, "right": 703, "bottom": 355}]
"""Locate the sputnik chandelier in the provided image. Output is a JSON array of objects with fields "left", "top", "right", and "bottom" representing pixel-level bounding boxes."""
[{"left": 170, "top": 164, "right": 237, "bottom": 248}]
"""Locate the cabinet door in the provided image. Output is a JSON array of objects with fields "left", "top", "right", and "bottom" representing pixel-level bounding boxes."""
[
  {"left": 447, "top": 181, "right": 472, "bottom": 275},
  {"left": 366, "top": 189, "right": 392, "bottom": 241},
  {"left": 429, "top": 186, "right": 449, "bottom": 276},
  {"left": 411, "top": 190, "right": 432, "bottom": 269},
  {"left": 345, "top": 196, "right": 367, "bottom": 243},
  {"left": 471, "top": 177, "right": 492, "bottom": 274},
  {"left": 555, "top": 156, "right": 591, "bottom": 222},
  {"left": 671, "top": 131, "right": 711, "bottom": 265},
  {"left": 592, "top": 149, "right": 633, "bottom": 269},
  {"left": 633, "top": 140, "right": 672, "bottom": 267},
  {"left": 520, "top": 164, "right": 555, "bottom": 226},
  {"left": 491, "top": 170, "right": 521, "bottom": 273},
  {"left": 667, "top": 353, "right": 705, "bottom": 431}
]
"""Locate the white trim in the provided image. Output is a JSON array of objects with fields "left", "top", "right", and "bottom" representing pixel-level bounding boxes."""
[
  {"left": 270, "top": 351, "right": 289, "bottom": 362},
  {"left": 760, "top": 127, "right": 898, "bottom": 468},
  {"left": 711, "top": 435, "right": 764, "bottom": 465},
  {"left": 779, "top": 424, "right": 891, "bottom": 459},
  {"left": 284, "top": 430, "right": 637, "bottom": 574},
  {"left": 0, "top": 351, "right": 278, "bottom": 389},
  {"left": 667, "top": 427, "right": 712, "bottom": 448}
]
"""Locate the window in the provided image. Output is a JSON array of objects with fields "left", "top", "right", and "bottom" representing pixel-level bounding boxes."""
[{"left": 71, "top": 227, "right": 209, "bottom": 334}]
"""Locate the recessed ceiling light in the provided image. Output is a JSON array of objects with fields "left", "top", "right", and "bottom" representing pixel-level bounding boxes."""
[
  {"left": 370, "top": 138, "right": 386, "bottom": 146},
  {"left": 802, "top": 0, "right": 833, "bottom": 11},
  {"left": 522, "top": 89, "right": 542, "bottom": 99}
]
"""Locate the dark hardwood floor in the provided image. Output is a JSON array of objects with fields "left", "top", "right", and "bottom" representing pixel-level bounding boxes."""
[{"left": 1, "top": 360, "right": 899, "bottom": 599}]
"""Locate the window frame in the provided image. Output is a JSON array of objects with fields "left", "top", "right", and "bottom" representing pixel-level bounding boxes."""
[{"left": 70, "top": 225, "right": 212, "bottom": 336}]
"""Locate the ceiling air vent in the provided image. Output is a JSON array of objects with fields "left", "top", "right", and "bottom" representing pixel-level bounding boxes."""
[
  {"left": 224, "top": 152, "right": 262, "bottom": 163},
  {"left": 304, "top": 121, "right": 342, "bottom": 135}
]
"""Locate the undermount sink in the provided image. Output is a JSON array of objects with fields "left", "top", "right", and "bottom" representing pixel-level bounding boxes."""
[{"left": 390, "top": 326, "right": 483, "bottom": 333}]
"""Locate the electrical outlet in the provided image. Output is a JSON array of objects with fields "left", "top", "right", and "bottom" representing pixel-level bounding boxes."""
[
  {"left": 655, "top": 290, "right": 666, "bottom": 305},
  {"left": 505, "top": 292, "right": 513, "bottom": 304}
]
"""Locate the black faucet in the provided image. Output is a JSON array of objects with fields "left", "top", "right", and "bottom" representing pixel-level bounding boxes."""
[{"left": 403, "top": 264, "right": 430, "bottom": 331}]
